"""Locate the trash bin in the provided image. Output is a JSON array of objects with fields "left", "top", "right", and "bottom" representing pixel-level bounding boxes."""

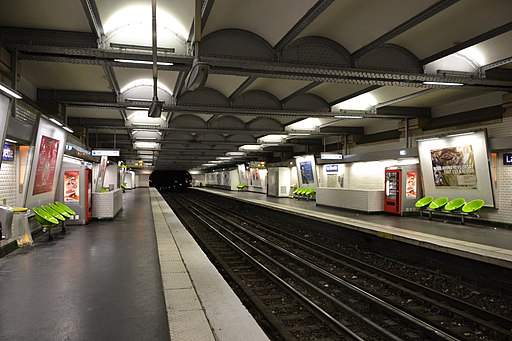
[
  {"left": 12, "top": 208, "right": 33, "bottom": 247},
  {"left": 0, "top": 205, "right": 14, "bottom": 240}
]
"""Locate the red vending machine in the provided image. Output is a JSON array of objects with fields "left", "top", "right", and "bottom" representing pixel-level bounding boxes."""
[{"left": 384, "top": 165, "right": 421, "bottom": 215}]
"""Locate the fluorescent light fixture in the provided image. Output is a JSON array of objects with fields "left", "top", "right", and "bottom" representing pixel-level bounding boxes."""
[
  {"left": 5, "top": 138, "right": 17, "bottom": 143},
  {"left": 208, "top": 160, "right": 222, "bottom": 164},
  {"left": 416, "top": 137, "right": 439, "bottom": 142},
  {"left": 63, "top": 126, "right": 74, "bottom": 133},
  {"left": 202, "top": 164, "right": 214, "bottom": 167},
  {"left": 134, "top": 141, "right": 160, "bottom": 149},
  {"left": 288, "top": 133, "right": 311, "bottom": 136},
  {"left": 239, "top": 145, "right": 262, "bottom": 151},
  {"left": 332, "top": 92, "right": 377, "bottom": 111},
  {"left": 49, "top": 118, "right": 63, "bottom": 126},
  {"left": 423, "top": 81, "right": 464, "bottom": 86},
  {"left": 0, "top": 83, "right": 22, "bottom": 99},
  {"left": 446, "top": 132, "right": 475, "bottom": 138},
  {"left": 132, "top": 122, "right": 162, "bottom": 126},
  {"left": 334, "top": 115, "right": 364, "bottom": 119},
  {"left": 400, "top": 150, "right": 407, "bottom": 156},
  {"left": 216, "top": 157, "right": 232, "bottom": 160},
  {"left": 114, "top": 59, "right": 173, "bottom": 66},
  {"left": 339, "top": 109, "right": 375, "bottom": 115},
  {"left": 226, "top": 151, "right": 245, "bottom": 157},
  {"left": 127, "top": 106, "right": 148, "bottom": 110}
]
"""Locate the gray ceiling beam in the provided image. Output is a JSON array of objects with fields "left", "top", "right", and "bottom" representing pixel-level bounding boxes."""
[
  {"left": 15, "top": 45, "right": 512, "bottom": 90},
  {"left": 228, "top": 77, "right": 257, "bottom": 101},
  {"left": 352, "top": 0, "right": 459, "bottom": 58},
  {"left": 318, "top": 126, "right": 364, "bottom": 135},
  {"left": 173, "top": 71, "right": 188, "bottom": 98},
  {"left": 328, "top": 85, "right": 381, "bottom": 106},
  {"left": 376, "top": 106, "right": 431, "bottom": 118},
  {"left": 273, "top": 0, "right": 335, "bottom": 52},
  {"left": 79, "top": 0, "right": 104, "bottom": 39},
  {"left": 281, "top": 81, "right": 322, "bottom": 104},
  {"left": 0, "top": 27, "right": 97, "bottom": 48},
  {"left": 421, "top": 21, "right": 512, "bottom": 65}
]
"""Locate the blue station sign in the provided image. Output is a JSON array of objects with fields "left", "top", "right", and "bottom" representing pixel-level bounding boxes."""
[
  {"left": 503, "top": 153, "right": 512, "bottom": 165},
  {"left": 325, "top": 164, "right": 338, "bottom": 172}
]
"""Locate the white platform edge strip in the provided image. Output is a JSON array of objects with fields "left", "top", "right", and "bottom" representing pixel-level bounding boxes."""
[{"left": 149, "top": 188, "right": 270, "bottom": 341}]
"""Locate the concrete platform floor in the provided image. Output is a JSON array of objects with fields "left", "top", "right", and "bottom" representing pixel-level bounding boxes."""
[
  {"left": 0, "top": 188, "right": 271, "bottom": 341},
  {"left": 0, "top": 188, "right": 168, "bottom": 341}
]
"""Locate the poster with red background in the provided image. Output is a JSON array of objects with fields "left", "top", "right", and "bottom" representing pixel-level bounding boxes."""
[
  {"left": 33, "top": 135, "right": 60, "bottom": 195},
  {"left": 64, "top": 171, "right": 80, "bottom": 202}
]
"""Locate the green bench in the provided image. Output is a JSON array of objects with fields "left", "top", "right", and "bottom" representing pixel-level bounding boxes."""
[
  {"left": 293, "top": 187, "right": 316, "bottom": 200},
  {"left": 236, "top": 184, "right": 247, "bottom": 191},
  {"left": 33, "top": 202, "right": 76, "bottom": 240},
  {"left": 415, "top": 196, "right": 485, "bottom": 224}
]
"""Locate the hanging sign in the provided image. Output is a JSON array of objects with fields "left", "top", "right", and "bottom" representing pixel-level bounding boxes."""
[{"left": 92, "top": 149, "right": 120, "bottom": 157}]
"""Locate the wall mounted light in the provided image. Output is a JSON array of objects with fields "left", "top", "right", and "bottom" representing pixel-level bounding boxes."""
[
  {"left": 49, "top": 118, "right": 63, "bottom": 126},
  {"left": 0, "top": 83, "right": 22, "bottom": 99}
]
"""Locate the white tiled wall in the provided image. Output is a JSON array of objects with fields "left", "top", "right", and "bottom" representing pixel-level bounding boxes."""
[{"left": 0, "top": 158, "right": 17, "bottom": 207}]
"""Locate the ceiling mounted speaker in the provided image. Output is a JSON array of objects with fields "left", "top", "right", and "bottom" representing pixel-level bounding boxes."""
[{"left": 185, "top": 58, "right": 209, "bottom": 91}]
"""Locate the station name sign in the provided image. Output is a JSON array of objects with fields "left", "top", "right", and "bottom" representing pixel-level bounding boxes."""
[
  {"left": 504, "top": 153, "right": 512, "bottom": 165},
  {"left": 320, "top": 153, "right": 343, "bottom": 160},
  {"left": 92, "top": 149, "right": 120, "bottom": 157},
  {"left": 325, "top": 165, "right": 338, "bottom": 172}
]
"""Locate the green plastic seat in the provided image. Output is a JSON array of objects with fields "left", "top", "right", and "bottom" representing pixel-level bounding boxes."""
[
  {"left": 33, "top": 207, "right": 59, "bottom": 226},
  {"left": 293, "top": 188, "right": 301, "bottom": 195},
  {"left": 415, "top": 196, "right": 434, "bottom": 208},
  {"left": 305, "top": 188, "right": 315, "bottom": 196},
  {"left": 444, "top": 198, "right": 466, "bottom": 211},
  {"left": 462, "top": 199, "right": 485, "bottom": 213},
  {"left": 428, "top": 197, "right": 449, "bottom": 210},
  {"left": 41, "top": 205, "right": 66, "bottom": 221},
  {"left": 55, "top": 201, "right": 76, "bottom": 215},
  {"left": 49, "top": 203, "right": 71, "bottom": 219}
]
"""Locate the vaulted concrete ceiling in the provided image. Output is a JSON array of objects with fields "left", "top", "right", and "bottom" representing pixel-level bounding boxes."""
[{"left": 1, "top": 0, "right": 511, "bottom": 170}]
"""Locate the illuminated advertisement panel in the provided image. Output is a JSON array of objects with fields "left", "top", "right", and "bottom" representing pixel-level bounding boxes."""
[
  {"left": 64, "top": 171, "right": 80, "bottom": 202},
  {"left": 417, "top": 131, "right": 494, "bottom": 206},
  {"left": 430, "top": 145, "right": 476, "bottom": 188},
  {"left": 406, "top": 171, "right": 417, "bottom": 198},
  {"left": 299, "top": 161, "right": 314, "bottom": 184}
]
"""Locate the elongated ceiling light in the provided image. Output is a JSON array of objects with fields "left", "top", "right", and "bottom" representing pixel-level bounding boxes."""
[
  {"left": 114, "top": 59, "right": 173, "bottom": 66},
  {"left": 423, "top": 81, "right": 464, "bottom": 86},
  {"left": 0, "top": 83, "right": 22, "bottom": 99}
]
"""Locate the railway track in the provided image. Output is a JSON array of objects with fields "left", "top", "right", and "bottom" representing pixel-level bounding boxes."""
[{"left": 165, "top": 192, "right": 512, "bottom": 340}]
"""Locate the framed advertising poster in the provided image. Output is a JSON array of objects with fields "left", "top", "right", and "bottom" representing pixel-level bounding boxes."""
[
  {"left": 64, "top": 171, "right": 80, "bottom": 202},
  {"left": 417, "top": 130, "right": 494, "bottom": 206},
  {"left": 406, "top": 171, "right": 417, "bottom": 199},
  {"left": 24, "top": 117, "right": 67, "bottom": 210},
  {"left": 33, "top": 135, "right": 60, "bottom": 195},
  {"left": 299, "top": 161, "right": 314, "bottom": 184},
  {"left": 430, "top": 145, "right": 476, "bottom": 188}
]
